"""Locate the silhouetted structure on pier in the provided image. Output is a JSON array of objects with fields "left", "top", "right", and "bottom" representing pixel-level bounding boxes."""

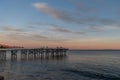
[{"left": 0, "top": 47, "right": 68, "bottom": 60}]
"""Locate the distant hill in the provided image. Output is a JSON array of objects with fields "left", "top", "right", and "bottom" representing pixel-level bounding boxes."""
[
  {"left": 0, "top": 44, "right": 24, "bottom": 48},
  {"left": 0, "top": 44, "right": 10, "bottom": 48}
]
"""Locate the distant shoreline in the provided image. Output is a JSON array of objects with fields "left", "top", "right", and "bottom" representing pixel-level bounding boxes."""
[{"left": 70, "top": 49, "right": 120, "bottom": 51}]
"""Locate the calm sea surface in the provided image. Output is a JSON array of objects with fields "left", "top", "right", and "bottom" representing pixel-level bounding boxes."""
[{"left": 1, "top": 50, "right": 120, "bottom": 80}]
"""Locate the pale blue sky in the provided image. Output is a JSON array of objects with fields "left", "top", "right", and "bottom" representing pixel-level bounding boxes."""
[{"left": 0, "top": 0, "right": 120, "bottom": 49}]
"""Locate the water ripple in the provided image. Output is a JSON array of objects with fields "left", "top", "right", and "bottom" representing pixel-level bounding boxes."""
[{"left": 62, "top": 68, "right": 120, "bottom": 80}]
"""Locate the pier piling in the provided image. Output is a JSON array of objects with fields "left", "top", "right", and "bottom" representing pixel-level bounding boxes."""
[{"left": 0, "top": 47, "right": 68, "bottom": 60}]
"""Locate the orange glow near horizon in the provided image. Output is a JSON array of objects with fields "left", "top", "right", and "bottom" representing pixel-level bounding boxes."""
[{"left": 1, "top": 38, "right": 120, "bottom": 49}]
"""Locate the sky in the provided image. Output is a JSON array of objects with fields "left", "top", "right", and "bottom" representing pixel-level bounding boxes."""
[{"left": 0, "top": 0, "right": 120, "bottom": 49}]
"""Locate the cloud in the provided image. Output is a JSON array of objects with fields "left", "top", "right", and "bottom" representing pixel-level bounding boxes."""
[
  {"left": 88, "top": 25, "right": 120, "bottom": 32},
  {"left": 33, "top": 2, "right": 96, "bottom": 25},
  {"left": 49, "top": 25, "right": 72, "bottom": 33},
  {"left": 75, "top": 31, "right": 86, "bottom": 34},
  {"left": 32, "top": 2, "right": 120, "bottom": 30},
  {"left": 1, "top": 28, "right": 67, "bottom": 42},
  {"left": 68, "top": 0, "right": 96, "bottom": 13},
  {"left": 6, "top": 32, "right": 48, "bottom": 41},
  {"left": 0, "top": 26, "right": 49, "bottom": 41},
  {"left": 1, "top": 26, "right": 25, "bottom": 32},
  {"left": 0, "top": 25, "right": 71, "bottom": 42},
  {"left": 33, "top": 3, "right": 57, "bottom": 18},
  {"left": 48, "top": 24, "right": 85, "bottom": 35},
  {"left": 31, "top": 34, "right": 48, "bottom": 40},
  {"left": 88, "top": 26, "right": 104, "bottom": 32},
  {"left": 33, "top": 2, "right": 76, "bottom": 23},
  {"left": 28, "top": 22, "right": 86, "bottom": 34}
]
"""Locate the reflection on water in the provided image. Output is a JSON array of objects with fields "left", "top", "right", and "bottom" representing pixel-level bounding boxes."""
[
  {"left": 0, "top": 54, "right": 67, "bottom": 80},
  {"left": 12, "top": 55, "right": 67, "bottom": 62},
  {"left": 1, "top": 50, "right": 120, "bottom": 80}
]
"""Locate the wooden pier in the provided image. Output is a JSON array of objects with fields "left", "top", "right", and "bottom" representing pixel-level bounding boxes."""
[{"left": 0, "top": 47, "right": 68, "bottom": 60}]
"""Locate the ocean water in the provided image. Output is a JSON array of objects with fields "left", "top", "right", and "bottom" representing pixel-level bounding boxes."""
[{"left": 0, "top": 50, "right": 120, "bottom": 80}]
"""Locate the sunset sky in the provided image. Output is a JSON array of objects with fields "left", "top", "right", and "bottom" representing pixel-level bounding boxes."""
[{"left": 0, "top": 0, "right": 120, "bottom": 49}]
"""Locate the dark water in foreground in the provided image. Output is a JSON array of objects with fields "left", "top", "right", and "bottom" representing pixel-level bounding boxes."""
[{"left": 1, "top": 50, "right": 120, "bottom": 80}]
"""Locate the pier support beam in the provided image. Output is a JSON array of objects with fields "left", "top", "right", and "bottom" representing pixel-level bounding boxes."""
[
  {"left": 11, "top": 50, "right": 18, "bottom": 60},
  {"left": 21, "top": 49, "right": 28, "bottom": 60},
  {"left": 0, "top": 51, "right": 6, "bottom": 60}
]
